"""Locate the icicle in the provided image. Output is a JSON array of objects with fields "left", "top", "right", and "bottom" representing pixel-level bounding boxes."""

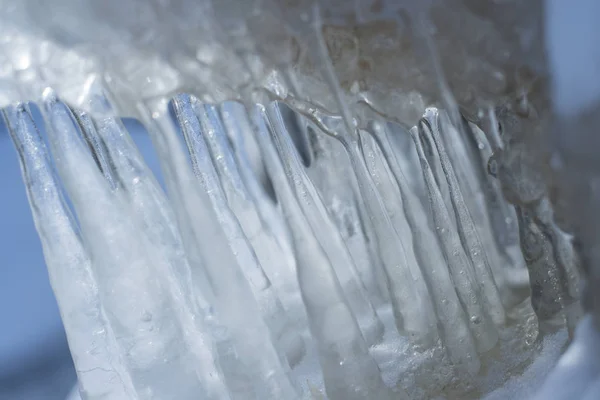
[
  {"left": 3, "top": 103, "right": 137, "bottom": 400},
  {"left": 71, "top": 109, "right": 118, "bottom": 189},
  {"left": 418, "top": 122, "right": 455, "bottom": 226},
  {"left": 384, "top": 123, "right": 429, "bottom": 206},
  {"left": 138, "top": 98, "right": 299, "bottom": 400},
  {"left": 455, "top": 118, "right": 521, "bottom": 259},
  {"left": 251, "top": 104, "right": 399, "bottom": 400},
  {"left": 303, "top": 122, "right": 388, "bottom": 305},
  {"left": 174, "top": 95, "right": 268, "bottom": 291},
  {"left": 367, "top": 120, "right": 480, "bottom": 375},
  {"left": 306, "top": 6, "right": 437, "bottom": 347},
  {"left": 477, "top": 109, "right": 522, "bottom": 255},
  {"left": 206, "top": 104, "right": 306, "bottom": 329},
  {"left": 466, "top": 118, "right": 528, "bottom": 304},
  {"left": 439, "top": 114, "right": 522, "bottom": 289},
  {"left": 360, "top": 129, "right": 441, "bottom": 308},
  {"left": 455, "top": 118, "right": 531, "bottom": 307},
  {"left": 175, "top": 94, "right": 306, "bottom": 368},
  {"left": 324, "top": 127, "right": 437, "bottom": 345},
  {"left": 74, "top": 94, "right": 234, "bottom": 400},
  {"left": 412, "top": 123, "right": 499, "bottom": 354},
  {"left": 204, "top": 105, "right": 295, "bottom": 296},
  {"left": 438, "top": 114, "right": 506, "bottom": 266},
  {"left": 421, "top": 109, "right": 506, "bottom": 326},
  {"left": 41, "top": 90, "right": 213, "bottom": 399},
  {"left": 197, "top": 102, "right": 297, "bottom": 294},
  {"left": 264, "top": 102, "right": 385, "bottom": 346},
  {"left": 219, "top": 102, "right": 301, "bottom": 300}
]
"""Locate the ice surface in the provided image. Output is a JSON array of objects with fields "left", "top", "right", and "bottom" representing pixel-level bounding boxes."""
[
  {"left": 0, "top": 1, "right": 596, "bottom": 399},
  {"left": 412, "top": 121, "right": 497, "bottom": 356},
  {"left": 173, "top": 94, "right": 305, "bottom": 368},
  {"left": 264, "top": 102, "right": 384, "bottom": 346},
  {"left": 253, "top": 104, "right": 397, "bottom": 399},
  {"left": 5, "top": 88, "right": 579, "bottom": 399},
  {"left": 422, "top": 109, "right": 506, "bottom": 327}
]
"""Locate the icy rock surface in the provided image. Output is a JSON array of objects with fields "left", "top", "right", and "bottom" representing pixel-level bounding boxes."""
[{"left": 0, "top": 0, "right": 598, "bottom": 399}]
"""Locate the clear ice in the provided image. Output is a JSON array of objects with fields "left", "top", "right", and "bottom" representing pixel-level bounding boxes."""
[{"left": 0, "top": 0, "right": 598, "bottom": 399}]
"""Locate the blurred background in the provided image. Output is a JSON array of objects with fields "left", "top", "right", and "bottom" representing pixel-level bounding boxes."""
[{"left": 0, "top": 115, "right": 163, "bottom": 400}]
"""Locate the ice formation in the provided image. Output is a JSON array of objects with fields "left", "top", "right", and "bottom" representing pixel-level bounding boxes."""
[{"left": 1, "top": 0, "right": 600, "bottom": 399}]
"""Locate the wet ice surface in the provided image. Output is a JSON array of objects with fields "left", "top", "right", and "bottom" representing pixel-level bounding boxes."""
[
  {"left": 1, "top": 1, "right": 599, "bottom": 399},
  {"left": 64, "top": 304, "right": 572, "bottom": 400},
  {"left": 3, "top": 91, "right": 581, "bottom": 399}
]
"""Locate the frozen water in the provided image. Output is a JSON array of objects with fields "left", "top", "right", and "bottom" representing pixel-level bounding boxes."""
[
  {"left": 0, "top": 1, "right": 596, "bottom": 399},
  {"left": 4, "top": 90, "right": 579, "bottom": 399}
]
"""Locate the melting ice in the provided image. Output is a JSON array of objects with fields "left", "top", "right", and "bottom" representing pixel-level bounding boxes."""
[
  {"left": 0, "top": 1, "right": 592, "bottom": 399},
  {"left": 2, "top": 86, "right": 580, "bottom": 399}
]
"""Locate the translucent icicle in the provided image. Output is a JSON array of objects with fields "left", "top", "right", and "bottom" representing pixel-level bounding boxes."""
[
  {"left": 41, "top": 91, "right": 211, "bottom": 400},
  {"left": 359, "top": 129, "right": 435, "bottom": 305},
  {"left": 422, "top": 109, "right": 506, "bottom": 326},
  {"left": 438, "top": 115, "right": 507, "bottom": 266},
  {"left": 308, "top": 11, "right": 438, "bottom": 346},
  {"left": 139, "top": 99, "right": 299, "bottom": 400},
  {"left": 3, "top": 103, "right": 137, "bottom": 400},
  {"left": 438, "top": 114, "right": 525, "bottom": 299},
  {"left": 219, "top": 103, "right": 304, "bottom": 315},
  {"left": 418, "top": 122, "right": 455, "bottom": 226},
  {"left": 252, "top": 104, "right": 398, "bottom": 400},
  {"left": 75, "top": 95, "right": 233, "bottom": 400},
  {"left": 72, "top": 109, "right": 118, "bottom": 189},
  {"left": 463, "top": 120, "right": 529, "bottom": 305},
  {"left": 436, "top": 114, "right": 484, "bottom": 215},
  {"left": 77, "top": 93, "right": 207, "bottom": 308},
  {"left": 175, "top": 94, "right": 305, "bottom": 368},
  {"left": 411, "top": 124, "right": 499, "bottom": 353},
  {"left": 366, "top": 121, "right": 480, "bottom": 374},
  {"left": 201, "top": 103, "right": 296, "bottom": 291},
  {"left": 264, "top": 102, "right": 384, "bottom": 346},
  {"left": 303, "top": 123, "right": 388, "bottom": 306},
  {"left": 454, "top": 119, "right": 521, "bottom": 257},
  {"left": 330, "top": 129, "right": 437, "bottom": 345},
  {"left": 384, "top": 123, "right": 429, "bottom": 206},
  {"left": 456, "top": 119, "right": 531, "bottom": 307}
]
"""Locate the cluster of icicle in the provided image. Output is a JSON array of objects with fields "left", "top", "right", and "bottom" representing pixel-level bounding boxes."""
[{"left": 3, "top": 86, "right": 574, "bottom": 400}]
